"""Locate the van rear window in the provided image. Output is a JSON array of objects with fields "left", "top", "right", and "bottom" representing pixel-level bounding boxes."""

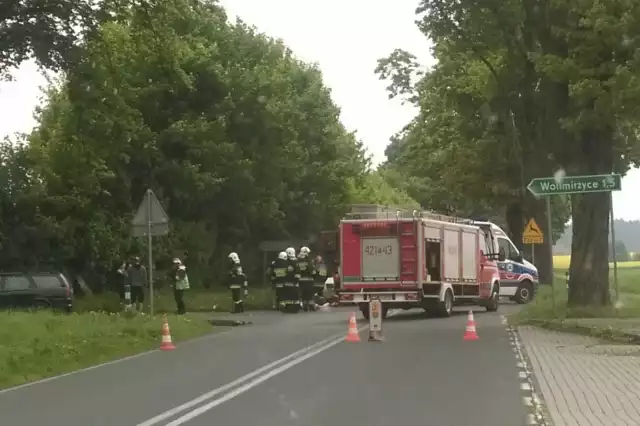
[
  {"left": 3, "top": 276, "right": 31, "bottom": 291},
  {"left": 33, "top": 275, "right": 64, "bottom": 289}
]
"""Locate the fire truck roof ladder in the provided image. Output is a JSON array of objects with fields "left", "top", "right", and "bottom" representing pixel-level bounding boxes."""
[
  {"left": 342, "top": 205, "right": 475, "bottom": 226},
  {"left": 411, "top": 210, "right": 474, "bottom": 225}
]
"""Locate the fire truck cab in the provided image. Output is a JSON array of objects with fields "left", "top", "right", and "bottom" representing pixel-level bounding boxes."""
[{"left": 338, "top": 205, "right": 508, "bottom": 319}]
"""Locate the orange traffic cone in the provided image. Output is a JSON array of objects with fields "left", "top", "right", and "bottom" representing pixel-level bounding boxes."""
[
  {"left": 160, "top": 315, "right": 176, "bottom": 351},
  {"left": 345, "top": 312, "right": 360, "bottom": 342},
  {"left": 463, "top": 310, "right": 479, "bottom": 341}
]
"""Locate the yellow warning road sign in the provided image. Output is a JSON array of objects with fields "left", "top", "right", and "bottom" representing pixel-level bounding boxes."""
[{"left": 523, "top": 218, "right": 544, "bottom": 244}]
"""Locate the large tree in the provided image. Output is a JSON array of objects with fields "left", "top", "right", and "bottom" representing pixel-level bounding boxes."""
[
  {"left": 377, "top": 0, "right": 640, "bottom": 305},
  {"left": 16, "top": 0, "right": 370, "bottom": 285},
  {"left": 0, "top": 0, "right": 98, "bottom": 78}
]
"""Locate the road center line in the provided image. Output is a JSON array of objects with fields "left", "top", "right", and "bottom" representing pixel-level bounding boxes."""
[
  {"left": 165, "top": 334, "right": 346, "bottom": 426},
  {"left": 137, "top": 325, "right": 366, "bottom": 426}
]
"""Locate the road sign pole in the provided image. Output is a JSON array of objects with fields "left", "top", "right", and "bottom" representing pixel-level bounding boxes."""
[
  {"left": 131, "top": 188, "right": 169, "bottom": 316},
  {"left": 610, "top": 192, "right": 619, "bottom": 304},
  {"left": 147, "top": 191, "right": 154, "bottom": 316},
  {"left": 531, "top": 244, "right": 535, "bottom": 265},
  {"left": 546, "top": 196, "right": 555, "bottom": 314}
]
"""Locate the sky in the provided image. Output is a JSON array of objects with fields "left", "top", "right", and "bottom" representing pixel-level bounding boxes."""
[{"left": 1, "top": 0, "right": 639, "bottom": 220}]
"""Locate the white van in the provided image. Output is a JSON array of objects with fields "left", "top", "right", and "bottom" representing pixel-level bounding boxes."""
[{"left": 475, "top": 221, "right": 539, "bottom": 304}]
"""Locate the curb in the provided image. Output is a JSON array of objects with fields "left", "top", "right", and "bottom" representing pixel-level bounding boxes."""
[
  {"left": 502, "top": 316, "right": 552, "bottom": 425},
  {"left": 525, "top": 319, "right": 640, "bottom": 344}
]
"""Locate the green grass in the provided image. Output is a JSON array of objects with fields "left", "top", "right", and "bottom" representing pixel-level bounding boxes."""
[
  {"left": 553, "top": 255, "right": 640, "bottom": 270},
  {"left": 0, "top": 287, "right": 275, "bottom": 390},
  {"left": 0, "top": 310, "right": 213, "bottom": 390},
  {"left": 74, "top": 287, "right": 275, "bottom": 314},
  {"left": 512, "top": 268, "right": 640, "bottom": 342},
  {"left": 551, "top": 266, "right": 640, "bottom": 296}
]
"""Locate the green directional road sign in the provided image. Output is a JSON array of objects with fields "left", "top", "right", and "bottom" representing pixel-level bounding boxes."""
[{"left": 527, "top": 174, "right": 622, "bottom": 196}]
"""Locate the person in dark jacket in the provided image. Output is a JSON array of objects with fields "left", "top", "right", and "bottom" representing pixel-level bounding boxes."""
[
  {"left": 126, "top": 256, "right": 147, "bottom": 312},
  {"left": 116, "top": 261, "right": 128, "bottom": 302},
  {"left": 270, "top": 251, "right": 288, "bottom": 310}
]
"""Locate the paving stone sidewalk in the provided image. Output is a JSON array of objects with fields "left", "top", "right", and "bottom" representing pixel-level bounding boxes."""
[{"left": 518, "top": 326, "right": 640, "bottom": 426}]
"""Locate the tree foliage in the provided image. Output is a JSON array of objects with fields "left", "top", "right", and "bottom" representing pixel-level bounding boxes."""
[
  {"left": 377, "top": 0, "right": 640, "bottom": 304},
  {"left": 0, "top": 0, "right": 416, "bottom": 288},
  {"left": 0, "top": 0, "right": 99, "bottom": 79}
]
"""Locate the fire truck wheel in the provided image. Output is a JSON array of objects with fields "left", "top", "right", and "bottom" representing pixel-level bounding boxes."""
[
  {"left": 485, "top": 287, "right": 499, "bottom": 312},
  {"left": 360, "top": 308, "right": 369, "bottom": 321},
  {"left": 437, "top": 289, "right": 454, "bottom": 317},
  {"left": 514, "top": 280, "right": 534, "bottom": 304},
  {"left": 359, "top": 304, "right": 370, "bottom": 320}
]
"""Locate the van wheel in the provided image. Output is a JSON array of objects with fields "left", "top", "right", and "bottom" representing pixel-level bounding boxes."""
[
  {"left": 485, "top": 286, "right": 499, "bottom": 312},
  {"left": 437, "top": 290, "right": 454, "bottom": 317},
  {"left": 515, "top": 281, "right": 534, "bottom": 304}
]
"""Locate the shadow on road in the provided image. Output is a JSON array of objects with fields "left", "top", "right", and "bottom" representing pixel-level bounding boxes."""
[{"left": 384, "top": 306, "right": 499, "bottom": 322}]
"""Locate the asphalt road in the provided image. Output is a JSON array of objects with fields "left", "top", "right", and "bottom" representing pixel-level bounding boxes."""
[{"left": 0, "top": 304, "right": 529, "bottom": 426}]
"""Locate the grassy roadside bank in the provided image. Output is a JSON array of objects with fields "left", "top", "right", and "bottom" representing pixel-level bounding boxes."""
[
  {"left": 0, "top": 311, "right": 214, "bottom": 390},
  {"left": 0, "top": 287, "right": 276, "bottom": 390},
  {"left": 511, "top": 268, "right": 640, "bottom": 343}
]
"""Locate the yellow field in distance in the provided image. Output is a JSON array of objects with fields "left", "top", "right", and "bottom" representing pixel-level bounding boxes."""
[{"left": 553, "top": 254, "right": 640, "bottom": 270}]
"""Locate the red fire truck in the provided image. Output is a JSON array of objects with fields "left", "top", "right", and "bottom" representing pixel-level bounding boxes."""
[{"left": 338, "top": 206, "right": 503, "bottom": 319}]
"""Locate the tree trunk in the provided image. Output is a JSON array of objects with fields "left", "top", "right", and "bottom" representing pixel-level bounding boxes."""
[
  {"left": 533, "top": 203, "right": 554, "bottom": 285},
  {"left": 505, "top": 202, "right": 524, "bottom": 248},
  {"left": 568, "top": 192, "right": 610, "bottom": 306},
  {"left": 567, "top": 128, "right": 613, "bottom": 307}
]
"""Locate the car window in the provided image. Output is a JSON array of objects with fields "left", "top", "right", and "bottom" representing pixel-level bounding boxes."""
[
  {"left": 3, "top": 275, "right": 32, "bottom": 291},
  {"left": 497, "top": 237, "right": 520, "bottom": 260},
  {"left": 32, "top": 275, "right": 64, "bottom": 289},
  {"left": 479, "top": 231, "right": 492, "bottom": 255}
]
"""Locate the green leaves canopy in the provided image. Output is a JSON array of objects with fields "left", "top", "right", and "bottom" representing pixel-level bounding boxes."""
[
  {"left": 378, "top": 0, "right": 640, "bottom": 304},
  {"left": 0, "top": 0, "right": 413, "bottom": 286}
]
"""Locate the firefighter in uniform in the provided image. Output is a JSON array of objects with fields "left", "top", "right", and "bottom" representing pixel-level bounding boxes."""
[
  {"left": 227, "top": 252, "right": 248, "bottom": 313},
  {"left": 313, "top": 254, "right": 328, "bottom": 304},
  {"left": 283, "top": 247, "right": 300, "bottom": 307},
  {"left": 296, "top": 246, "right": 315, "bottom": 311},
  {"left": 266, "top": 257, "right": 276, "bottom": 309},
  {"left": 270, "top": 251, "right": 288, "bottom": 310}
]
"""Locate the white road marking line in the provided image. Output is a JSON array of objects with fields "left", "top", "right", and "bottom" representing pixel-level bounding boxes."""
[
  {"left": 165, "top": 334, "right": 346, "bottom": 426},
  {"left": 137, "top": 324, "right": 369, "bottom": 426}
]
